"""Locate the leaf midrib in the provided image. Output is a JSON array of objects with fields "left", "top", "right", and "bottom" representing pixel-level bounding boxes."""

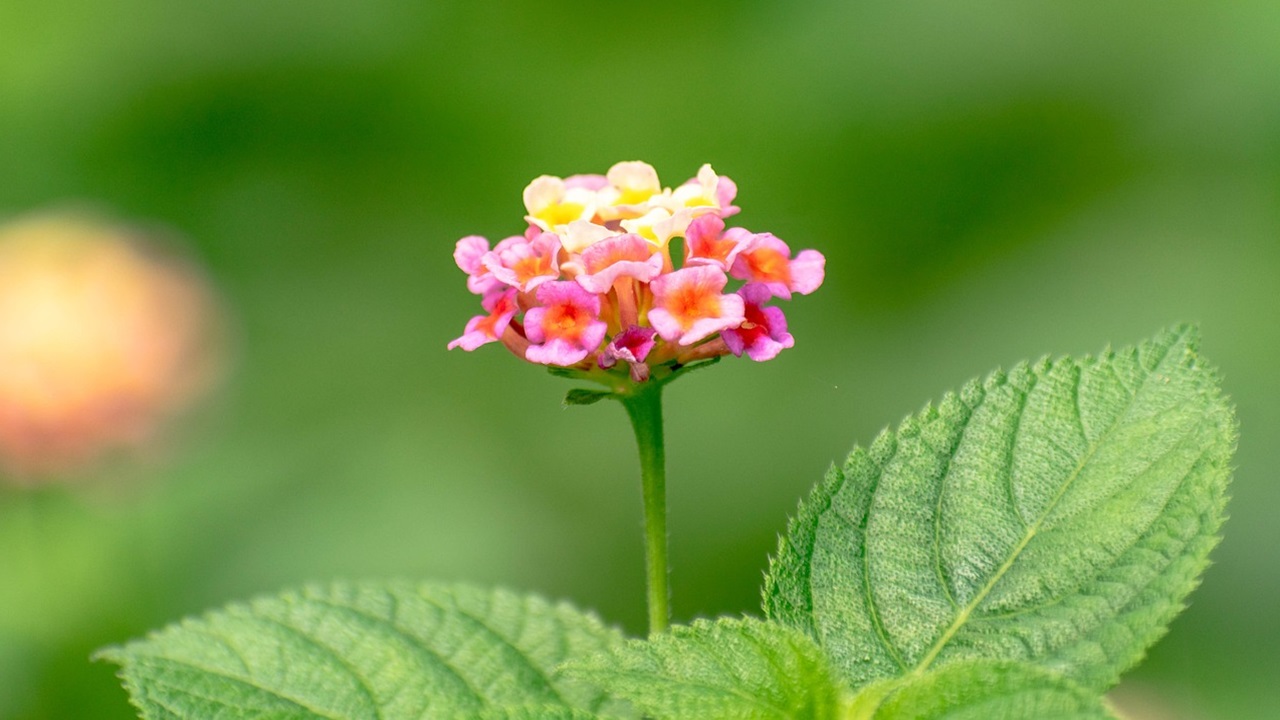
[{"left": 908, "top": 338, "right": 1180, "bottom": 677}]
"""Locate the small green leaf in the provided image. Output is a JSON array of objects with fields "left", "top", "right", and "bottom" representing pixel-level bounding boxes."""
[
  {"left": 566, "top": 617, "right": 843, "bottom": 720},
  {"left": 565, "top": 388, "right": 613, "bottom": 406},
  {"left": 858, "top": 660, "right": 1116, "bottom": 719},
  {"left": 765, "top": 326, "right": 1235, "bottom": 692},
  {"left": 98, "top": 581, "right": 635, "bottom": 719}
]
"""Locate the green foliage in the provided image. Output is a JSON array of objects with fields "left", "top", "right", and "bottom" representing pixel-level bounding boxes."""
[
  {"left": 850, "top": 661, "right": 1116, "bottom": 719},
  {"left": 564, "top": 388, "right": 612, "bottom": 406},
  {"left": 103, "top": 327, "right": 1237, "bottom": 718},
  {"left": 97, "top": 581, "right": 634, "bottom": 719},
  {"left": 566, "top": 617, "right": 842, "bottom": 720},
  {"left": 764, "top": 325, "right": 1235, "bottom": 692}
]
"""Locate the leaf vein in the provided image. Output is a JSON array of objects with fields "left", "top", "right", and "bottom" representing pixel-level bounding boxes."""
[
  {"left": 304, "top": 596, "right": 485, "bottom": 711},
  {"left": 909, "top": 334, "right": 1180, "bottom": 675},
  {"left": 417, "top": 592, "right": 568, "bottom": 706}
]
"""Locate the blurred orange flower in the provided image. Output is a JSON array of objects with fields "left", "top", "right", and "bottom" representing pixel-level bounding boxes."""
[{"left": 0, "top": 213, "right": 223, "bottom": 482}]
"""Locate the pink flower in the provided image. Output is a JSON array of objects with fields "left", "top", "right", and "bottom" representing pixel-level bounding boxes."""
[
  {"left": 524, "top": 281, "right": 608, "bottom": 366},
  {"left": 454, "top": 235, "right": 503, "bottom": 295},
  {"left": 729, "top": 233, "right": 825, "bottom": 300},
  {"left": 721, "top": 283, "right": 795, "bottom": 362},
  {"left": 598, "top": 325, "right": 657, "bottom": 382},
  {"left": 576, "top": 234, "right": 664, "bottom": 293},
  {"left": 447, "top": 288, "right": 519, "bottom": 351},
  {"left": 648, "top": 266, "right": 745, "bottom": 346},
  {"left": 684, "top": 215, "right": 748, "bottom": 271},
  {"left": 482, "top": 231, "right": 562, "bottom": 292}
]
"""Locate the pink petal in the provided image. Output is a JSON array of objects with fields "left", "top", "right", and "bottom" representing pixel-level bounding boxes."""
[
  {"left": 648, "top": 266, "right": 744, "bottom": 344},
  {"left": 526, "top": 338, "right": 590, "bottom": 366},
  {"left": 454, "top": 235, "right": 489, "bottom": 275},
  {"left": 483, "top": 232, "right": 562, "bottom": 292},
  {"left": 447, "top": 290, "right": 517, "bottom": 351},
  {"left": 685, "top": 215, "right": 750, "bottom": 271},
  {"left": 721, "top": 283, "right": 794, "bottom": 361},
  {"left": 674, "top": 294, "right": 744, "bottom": 346},
  {"left": 564, "top": 173, "right": 609, "bottom": 191},
  {"left": 716, "top": 175, "right": 739, "bottom": 217},
  {"left": 646, "top": 308, "right": 686, "bottom": 344},
  {"left": 789, "top": 249, "right": 825, "bottom": 296},
  {"left": 447, "top": 315, "right": 492, "bottom": 351},
  {"left": 523, "top": 307, "right": 547, "bottom": 344},
  {"left": 523, "top": 281, "right": 606, "bottom": 364},
  {"left": 536, "top": 280, "right": 600, "bottom": 313},
  {"left": 524, "top": 319, "right": 607, "bottom": 366},
  {"left": 577, "top": 234, "right": 663, "bottom": 293}
]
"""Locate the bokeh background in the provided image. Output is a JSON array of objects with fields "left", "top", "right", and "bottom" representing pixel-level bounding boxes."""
[{"left": 1, "top": 1, "right": 1277, "bottom": 718}]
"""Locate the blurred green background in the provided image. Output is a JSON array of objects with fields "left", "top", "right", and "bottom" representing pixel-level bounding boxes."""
[{"left": 1, "top": 1, "right": 1278, "bottom": 718}]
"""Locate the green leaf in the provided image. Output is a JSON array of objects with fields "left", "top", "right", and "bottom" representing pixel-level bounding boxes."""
[
  {"left": 764, "top": 325, "right": 1235, "bottom": 692},
  {"left": 852, "top": 660, "right": 1116, "bottom": 719},
  {"left": 566, "top": 617, "right": 843, "bottom": 720},
  {"left": 480, "top": 707, "right": 603, "bottom": 720},
  {"left": 564, "top": 388, "right": 613, "bottom": 406},
  {"left": 97, "top": 581, "right": 635, "bottom": 719}
]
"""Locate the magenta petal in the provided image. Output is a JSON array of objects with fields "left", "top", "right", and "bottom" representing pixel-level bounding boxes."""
[
  {"left": 605, "top": 325, "right": 658, "bottom": 364},
  {"left": 535, "top": 280, "right": 601, "bottom": 314},
  {"left": 722, "top": 327, "right": 746, "bottom": 356},
  {"left": 737, "top": 282, "right": 774, "bottom": 306},
  {"left": 760, "top": 304, "right": 790, "bottom": 339},
  {"left": 722, "top": 284, "right": 794, "bottom": 361}
]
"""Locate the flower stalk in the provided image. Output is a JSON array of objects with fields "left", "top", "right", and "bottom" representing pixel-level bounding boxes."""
[{"left": 619, "top": 381, "right": 669, "bottom": 635}]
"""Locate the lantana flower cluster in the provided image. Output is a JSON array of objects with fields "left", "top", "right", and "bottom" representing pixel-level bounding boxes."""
[{"left": 449, "top": 162, "right": 824, "bottom": 383}]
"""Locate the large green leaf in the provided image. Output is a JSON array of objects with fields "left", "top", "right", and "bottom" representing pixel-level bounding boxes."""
[
  {"left": 764, "top": 325, "right": 1234, "bottom": 691},
  {"left": 566, "top": 617, "right": 843, "bottom": 720},
  {"left": 849, "top": 660, "right": 1116, "bottom": 719},
  {"left": 98, "top": 581, "right": 633, "bottom": 719}
]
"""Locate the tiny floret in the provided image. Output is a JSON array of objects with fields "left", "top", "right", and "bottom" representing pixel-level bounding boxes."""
[
  {"left": 449, "top": 162, "right": 825, "bottom": 382},
  {"left": 648, "top": 266, "right": 745, "bottom": 346},
  {"left": 524, "top": 282, "right": 608, "bottom": 366}
]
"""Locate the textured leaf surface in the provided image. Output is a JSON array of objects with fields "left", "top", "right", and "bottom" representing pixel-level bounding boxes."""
[
  {"left": 764, "top": 326, "right": 1234, "bottom": 691},
  {"left": 99, "top": 581, "right": 633, "bottom": 719},
  {"left": 566, "top": 617, "right": 842, "bottom": 720},
  {"left": 479, "top": 707, "right": 602, "bottom": 720},
  {"left": 855, "top": 661, "right": 1115, "bottom": 719}
]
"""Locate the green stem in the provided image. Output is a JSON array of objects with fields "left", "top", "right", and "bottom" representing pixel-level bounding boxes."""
[{"left": 620, "top": 381, "right": 669, "bottom": 635}]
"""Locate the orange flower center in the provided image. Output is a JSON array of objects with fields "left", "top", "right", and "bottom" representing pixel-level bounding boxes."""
[{"left": 670, "top": 285, "right": 721, "bottom": 328}]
